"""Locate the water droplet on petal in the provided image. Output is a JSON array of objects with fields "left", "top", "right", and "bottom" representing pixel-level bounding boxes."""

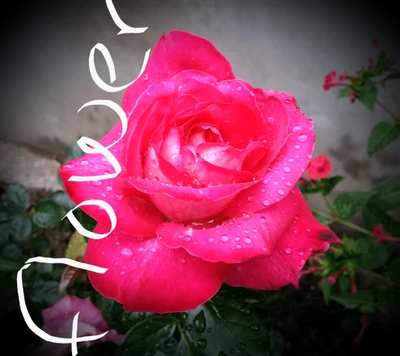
[
  {"left": 121, "top": 248, "right": 133, "bottom": 259},
  {"left": 278, "top": 189, "right": 285, "bottom": 196},
  {"left": 115, "top": 241, "right": 120, "bottom": 246},
  {"left": 288, "top": 158, "right": 294, "bottom": 163},
  {"left": 235, "top": 236, "right": 240, "bottom": 241},
  {"left": 93, "top": 180, "right": 102, "bottom": 186},
  {"left": 101, "top": 192, "right": 106, "bottom": 198},
  {"left": 145, "top": 91, "right": 150, "bottom": 96},
  {"left": 247, "top": 195, "right": 254, "bottom": 201},
  {"left": 295, "top": 145, "right": 300, "bottom": 149},
  {"left": 143, "top": 73, "right": 149, "bottom": 80},
  {"left": 286, "top": 181, "right": 293, "bottom": 187},
  {"left": 284, "top": 248, "right": 292, "bottom": 254},
  {"left": 106, "top": 186, "right": 113, "bottom": 191},
  {"left": 237, "top": 86, "right": 242, "bottom": 91},
  {"left": 263, "top": 200, "right": 270, "bottom": 206},
  {"left": 244, "top": 238, "right": 252, "bottom": 244},
  {"left": 299, "top": 251, "right": 304, "bottom": 256},
  {"left": 150, "top": 247, "right": 156, "bottom": 253},
  {"left": 284, "top": 167, "right": 292, "bottom": 173},
  {"left": 298, "top": 134, "right": 308, "bottom": 142},
  {"left": 263, "top": 179, "right": 269, "bottom": 184},
  {"left": 208, "top": 238, "right": 215, "bottom": 243},
  {"left": 115, "top": 194, "right": 123, "bottom": 201},
  {"left": 250, "top": 91, "right": 255, "bottom": 97},
  {"left": 260, "top": 216, "right": 266, "bottom": 223},
  {"left": 180, "top": 258, "right": 186, "bottom": 264},
  {"left": 120, "top": 271, "right": 125, "bottom": 276},
  {"left": 236, "top": 244, "right": 242, "bottom": 249},
  {"left": 292, "top": 125, "right": 303, "bottom": 133},
  {"left": 244, "top": 229, "right": 249, "bottom": 234},
  {"left": 80, "top": 160, "right": 88, "bottom": 165},
  {"left": 307, "top": 154, "right": 312, "bottom": 159},
  {"left": 284, "top": 99, "right": 291, "bottom": 104},
  {"left": 220, "top": 235, "right": 229, "bottom": 243}
]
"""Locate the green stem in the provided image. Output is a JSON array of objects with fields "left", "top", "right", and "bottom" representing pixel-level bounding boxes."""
[
  {"left": 376, "top": 99, "right": 400, "bottom": 123},
  {"left": 383, "top": 84, "right": 399, "bottom": 117},
  {"left": 311, "top": 208, "right": 373, "bottom": 236}
]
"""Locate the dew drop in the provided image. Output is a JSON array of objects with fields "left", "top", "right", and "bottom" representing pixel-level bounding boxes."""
[
  {"left": 101, "top": 193, "right": 106, "bottom": 198},
  {"left": 284, "top": 248, "right": 292, "bottom": 254},
  {"left": 247, "top": 195, "right": 254, "bottom": 201},
  {"left": 237, "top": 86, "right": 242, "bottom": 91},
  {"left": 180, "top": 258, "right": 186, "bottom": 264},
  {"left": 150, "top": 247, "right": 156, "bottom": 253},
  {"left": 143, "top": 73, "right": 149, "bottom": 80},
  {"left": 120, "top": 271, "right": 125, "bottom": 276},
  {"left": 92, "top": 180, "right": 102, "bottom": 186},
  {"left": 299, "top": 251, "right": 304, "bottom": 256},
  {"left": 193, "top": 311, "right": 206, "bottom": 333},
  {"left": 259, "top": 216, "right": 266, "bottom": 223},
  {"left": 220, "top": 235, "right": 229, "bottom": 243},
  {"left": 284, "top": 99, "right": 291, "bottom": 104},
  {"left": 292, "top": 125, "right": 303, "bottom": 133},
  {"left": 273, "top": 181, "right": 278, "bottom": 185},
  {"left": 278, "top": 189, "right": 285, "bottom": 196},
  {"left": 261, "top": 188, "right": 266, "bottom": 193},
  {"left": 208, "top": 238, "right": 215, "bottom": 243},
  {"left": 145, "top": 91, "right": 150, "bottom": 96},
  {"left": 251, "top": 324, "right": 260, "bottom": 331},
  {"left": 236, "top": 244, "right": 242, "bottom": 249},
  {"left": 197, "top": 339, "right": 207, "bottom": 349},
  {"left": 186, "top": 325, "right": 193, "bottom": 331},
  {"left": 307, "top": 154, "right": 312, "bottom": 159},
  {"left": 244, "top": 238, "right": 252, "bottom": 244},
  {"left": 115, "top": 241, "right": 120, "bottom": 246},
  {"left": 115, "top": 194, "right": 123, "bottom": 201},
  {"left": 106, "top": 186, "right": 113, "bottom": 191},
  {"left": 298, "top": 134, "right": 308, "bottom": 142},
  {"left": 121, "top": 248, "right": 133, "bottom": 259},
  {"left": 263, "top": 200, "right": 270, "bottom": 206},
  {"left": 284, "top": 167, "right": 292, "bottom": 173},
  {"left": 244, "top": 229, "right": 249, "bottom": 234},
  {"left": 80, "top": 160, "right": 88, "bottom": 165},
  {"left": 235, "top": 236, "right": 240, "bottom": 241},
  {"left": 295, "top": 145, "right": 300, "bottom": 149},
  {"left": 263, "top": 179, "right": 269, "bottom": 184},
  {"left": 288, "top": 158, "right": 294, "bottom": 163},
  {"left": 250, "top": 91, "right": 255, "bottom": 97}
]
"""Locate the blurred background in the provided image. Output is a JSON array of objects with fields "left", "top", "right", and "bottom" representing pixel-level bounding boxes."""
[{"left": 0, "top": 0, "right": 399, "bottom": 196}]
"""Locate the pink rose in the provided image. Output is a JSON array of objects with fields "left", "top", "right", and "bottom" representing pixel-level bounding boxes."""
[
  {"left": 24, "top": 295, "right": 124, "bottom": 356},
  {"left": 60, "top": 30, "right": 337, "bottom": 313}
]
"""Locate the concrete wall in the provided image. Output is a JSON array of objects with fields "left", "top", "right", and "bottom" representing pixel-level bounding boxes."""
[{"left": 0, "top": 0, "right": 399, "bottom": 193}]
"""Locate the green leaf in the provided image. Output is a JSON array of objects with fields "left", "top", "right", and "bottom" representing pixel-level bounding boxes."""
[
  {"left": 65, "top": 231, "right": 87, "bottom": 260},
  {"left": 362, "top": 203, "right": 400, "bottom": 236},
  {"left": 268, "top": 330, "right": 285, "bottom": 356},
  {"left": 0, "top": 223, "right": 10, "bottom": 245},
  {"left": 1, "top": 243, "right": 24, "bottom": 260},
  {"left": 29, "top": 235, "right": 52, "bottom": 256},
  {"left": 321, "top": 176, "right": 344, "bottom": 196},
  {"left": 28, "top": 280, "right": 61, "bottom": 306},
  {"left": 387, "top": 257, "right": 400, "bottom": 283},
  {"left": 9, "top": 215, "right": 32, "bottom": 244},
  {"left": 48, "top": 191, "right": 76, "bottom": 211},
  {"left": 96, "top": 295, "right": 133, "bottom": 333},
  {"left": 330, "top": 290, "right": 376, "bottom": 313},
  {"left": 367, "top": 122, "right": 400, "bottom": 155},
  {"left": 32, "top": 200, "right": 65, "bottom": 229},
  {"left": 0, "top": 258, "right": 22, "bottom": 273},
  {"left": 377, "top": 291, "right": 400, "bottom": 317},
  {"left": 333, "top": 191, "right": 375, "bottom": 220},
  {"left": 77, "top": 209, "right": 97, "bottom": 232},
  {"left": 177, "top": 295, "right": 270, "bottom": 356},
  {"left": 360, "top": 244, "right": 392, "bottom": 269},
  {"left": 116, "top": 315, "right": 176, "bottom": 356},
  {"left": 77, "top": 342, "right": 119, "bottom": 356},
  {"left": 358, "top": 86, "right": 377, "bottom": 110},
  {"left": 338, "top": 275, "right": 351, "bottom": 294},
  {"left": 338, "top": 86, "right": 353, "bottom": 98},
  {"left": 370, "top": 175, "right": 400, "bottom": 211},
  {"left": 320, "top": 277, "right": 332, "bottom": 305},
  {"left": 0, "top": 201, "right": 8, "bottom": 222},
  {"left": 5, "top": 184, "right": 30, "bottom": 211}
]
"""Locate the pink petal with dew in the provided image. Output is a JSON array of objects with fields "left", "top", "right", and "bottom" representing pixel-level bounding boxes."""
[{"left": 85, "top": 224, "right": 227, "bottom": 313}]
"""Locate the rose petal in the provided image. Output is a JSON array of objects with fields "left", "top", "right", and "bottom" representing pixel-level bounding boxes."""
[
  {"left": 225, "top": 187, "right": 337, "bottom": 289},
  {"left": 85, "top": 224, "right": 227, "bottom": 313},
  {"left": 122, "top": 30, "right": 234, "bottom": 116},
  {"left": 60, "top": 124, "right": 165, "bottom": 237},
  {"left": 223, "top": 92, "right": 315, "bottom": 216},
  {"left": 157, "top": 213, "right": 271, "bottom": 263}
]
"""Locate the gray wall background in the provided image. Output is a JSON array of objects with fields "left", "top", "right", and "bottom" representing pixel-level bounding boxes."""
[{"left": 0, "top": 0, "right": 399, "bottom": 195}]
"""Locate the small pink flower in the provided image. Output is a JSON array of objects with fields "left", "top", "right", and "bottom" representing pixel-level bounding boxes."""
[
  {"left": 327, "top": 266, "right": 346, "bottom": 285},
  {"left": 352, "top": 314, "right": 369, "bottom": 347},
  {"left": 372, "top": 224, "right": 400, "bottom": 244},
  {"left": 307, "top": 155, "right": 332, "bottom": 181},
  {"left": 24, "top": 295, "right": 125, "bottom": 356},
  {"left": 323, "top": 70, "right": 347, "bottom": 91}
]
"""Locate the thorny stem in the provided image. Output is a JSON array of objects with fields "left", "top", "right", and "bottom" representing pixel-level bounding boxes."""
[{"left": 311, "top": 208, "right": 373, "bottom": 236}]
